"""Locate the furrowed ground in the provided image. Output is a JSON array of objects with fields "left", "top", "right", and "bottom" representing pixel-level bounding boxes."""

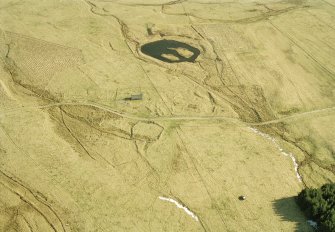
[{"left": 0, "top": 0, "right": 334, "bottom": 231}]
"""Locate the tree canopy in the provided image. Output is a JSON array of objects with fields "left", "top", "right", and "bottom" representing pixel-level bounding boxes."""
[{"left": 296, "top": 183, "right": 335, "bottom": 232}]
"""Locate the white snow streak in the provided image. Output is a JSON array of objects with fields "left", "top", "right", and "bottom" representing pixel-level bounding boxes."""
[
  {"left": 307, "top": 220, "right": 317, "bottom": 228},
  {"left": 158, "top": 196, "right": 199, "bottom": 222},
  {"left": 248, "top": 127, "right": 302, "bottom": 182}
]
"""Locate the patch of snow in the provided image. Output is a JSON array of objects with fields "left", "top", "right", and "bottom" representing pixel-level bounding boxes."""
[
  {"left": 248, "top": 127, "right": 302, "bottom": 182},
  {"left": 307, "top": 220, "right": 317, "bottom": 228},
  {"left": 158, "top": 196, "right": 199, "bottom": 222}
]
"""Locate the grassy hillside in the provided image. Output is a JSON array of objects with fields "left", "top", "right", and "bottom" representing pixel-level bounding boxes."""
[{"left": 0, "top": 0, "right": 334, "bottom": 231}]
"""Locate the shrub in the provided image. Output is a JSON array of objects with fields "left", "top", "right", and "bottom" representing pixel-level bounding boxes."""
[{"left": 296, "top": 183, "right": 335, "bottom": 232}]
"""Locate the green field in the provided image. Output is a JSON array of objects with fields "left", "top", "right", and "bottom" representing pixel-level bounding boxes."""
[{"left": 0, "top": 0, "right": 334, "bottom": 231}]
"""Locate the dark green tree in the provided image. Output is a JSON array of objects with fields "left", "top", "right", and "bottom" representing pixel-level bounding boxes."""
[{"left": 296, "top": 183, "right": 335, "bottom": 232}]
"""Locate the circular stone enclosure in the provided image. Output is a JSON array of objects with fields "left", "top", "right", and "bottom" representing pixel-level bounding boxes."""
[{"left": 140, "top": 39, "right": 200, "bottom": 63}]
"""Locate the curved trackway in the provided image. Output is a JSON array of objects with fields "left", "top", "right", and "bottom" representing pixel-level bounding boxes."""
[
  {"left": 248, "top": 106, "right": 335, "bottom": 126},
  {"left": 1, "top": 100, "right": 334, "bottom": 125}
]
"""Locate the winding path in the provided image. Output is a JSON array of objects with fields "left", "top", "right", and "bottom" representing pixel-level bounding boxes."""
[{"left": 1, "top": 100, "right": 334, "bottom": 125}]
